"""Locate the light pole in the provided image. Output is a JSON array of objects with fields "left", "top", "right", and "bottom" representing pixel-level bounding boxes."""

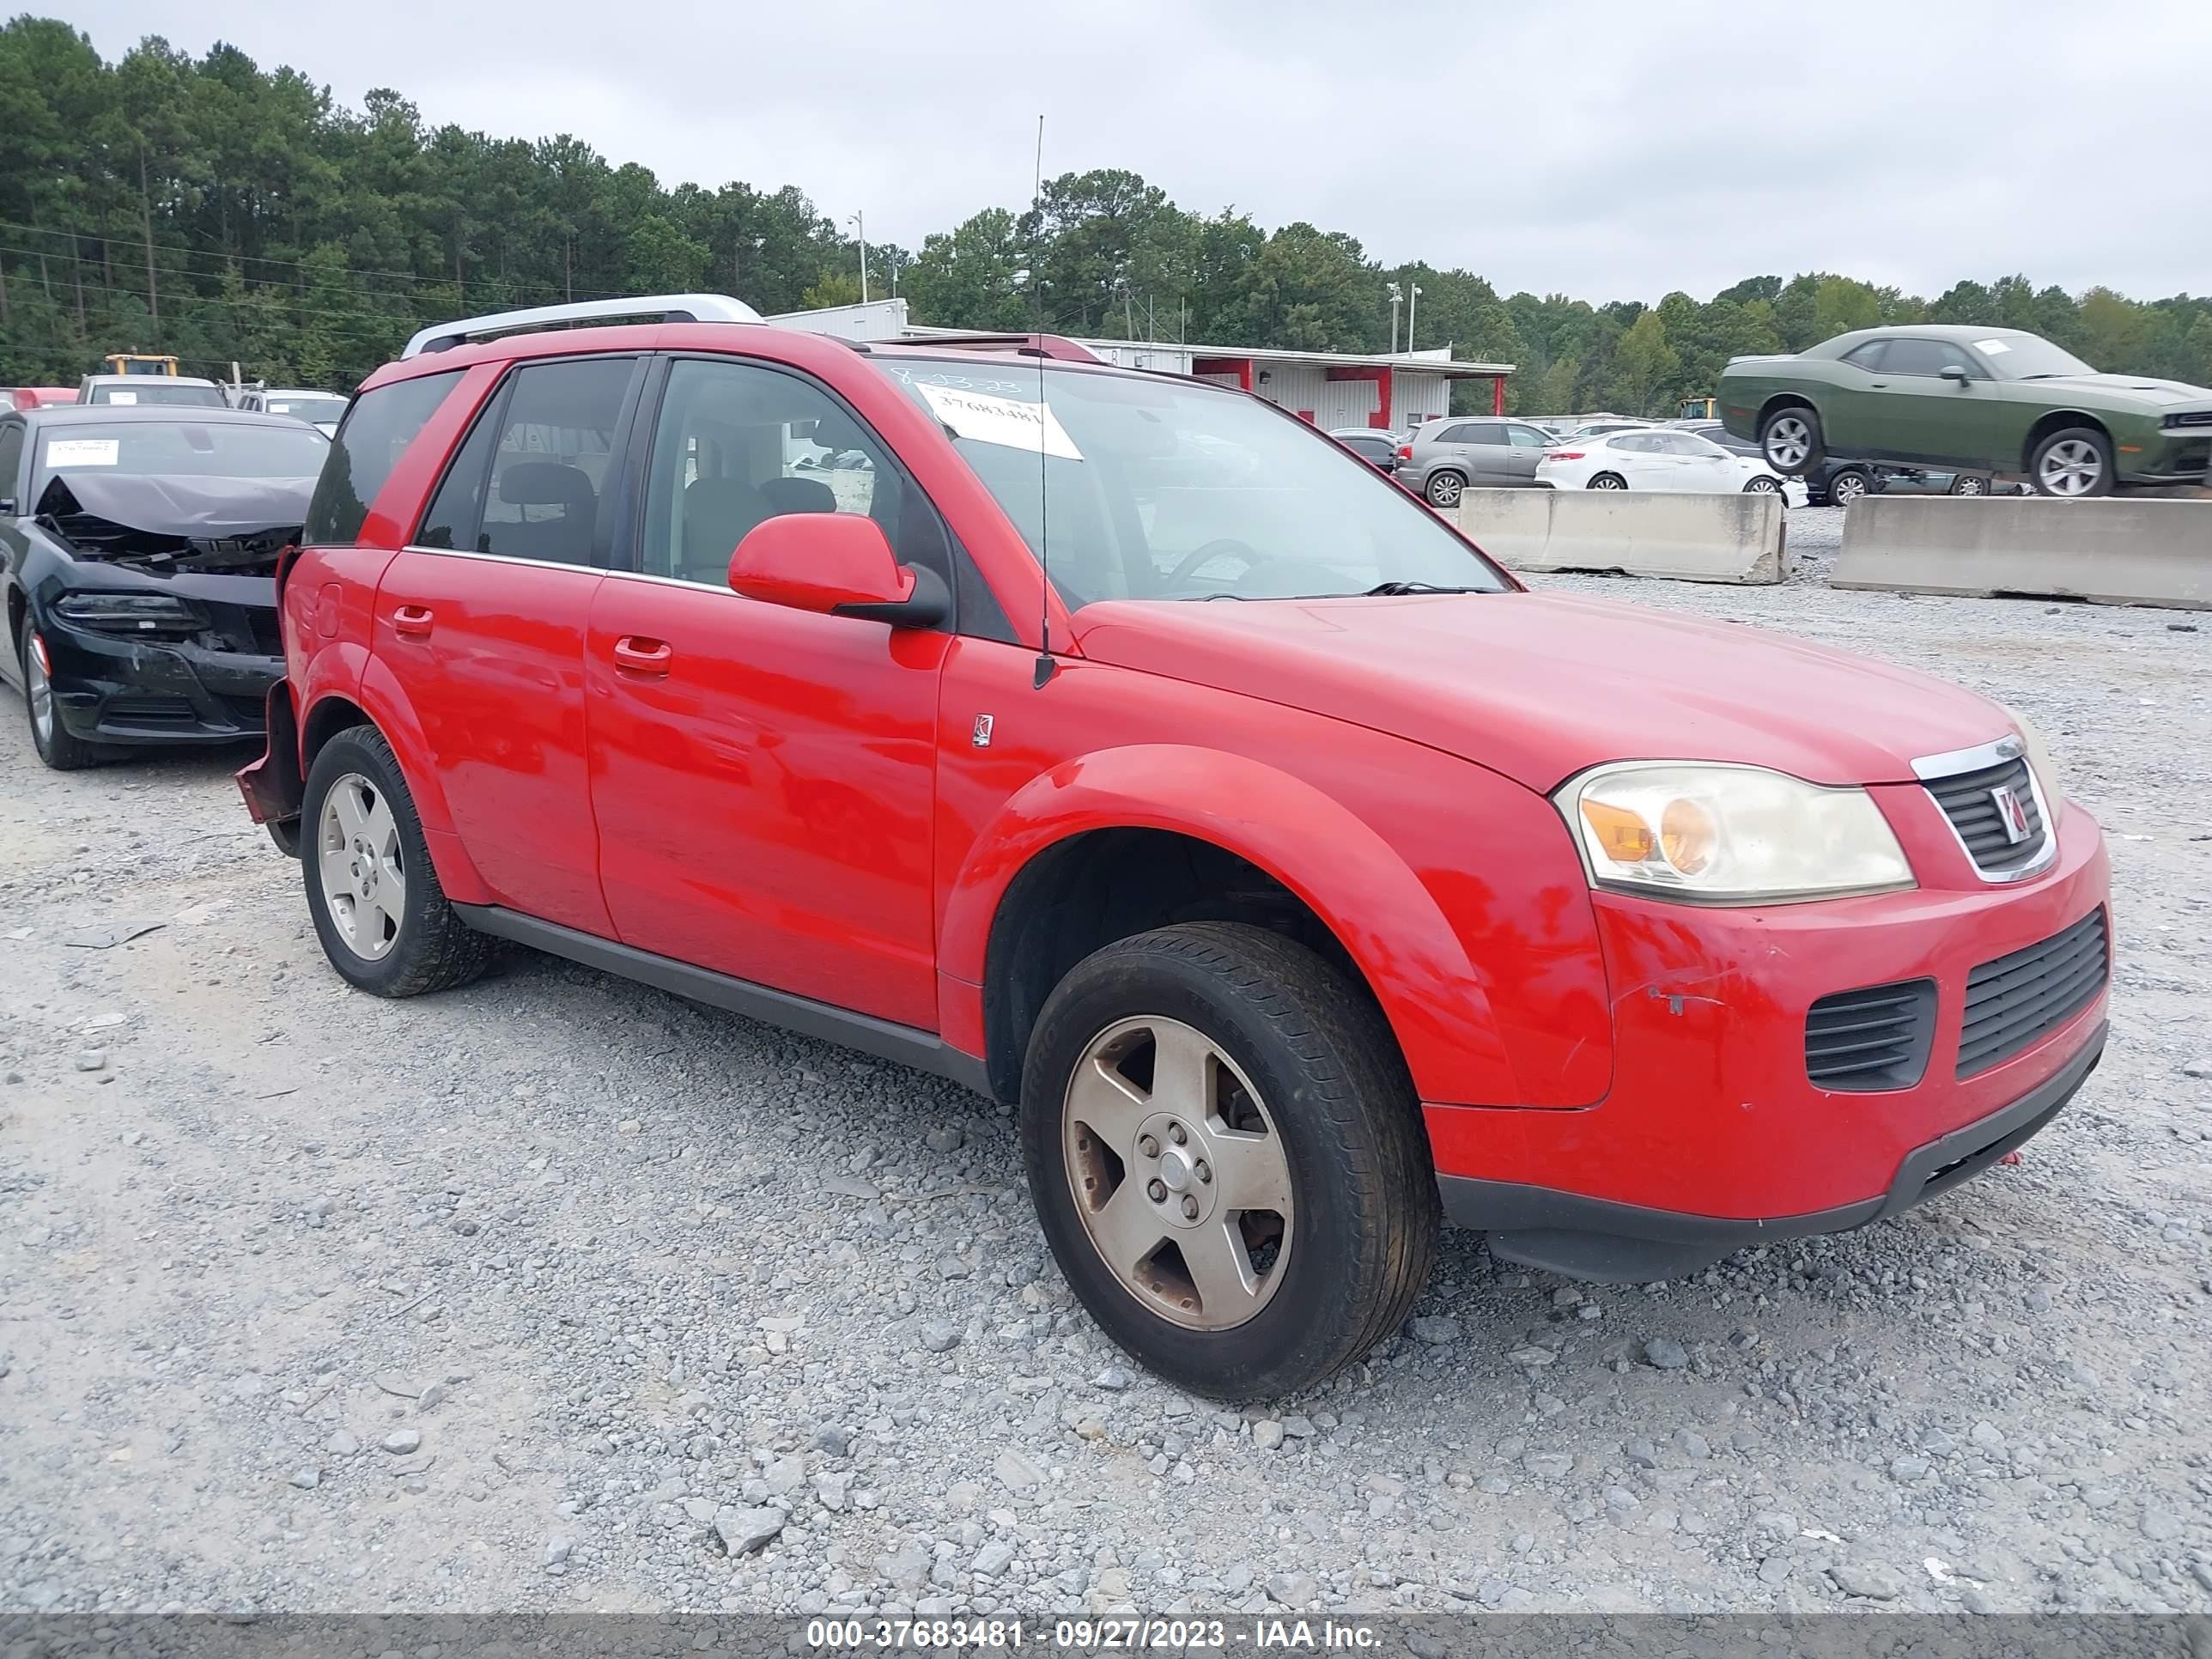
[
  {"left": 1386, "top": 282, "right": 1402, "bottom": 354},
  {"left": 1407, "top": 283, "right": 1424, "bottom": 353},
  {"left": 848, "top": 211, "right": 869, "bottom": 304}
]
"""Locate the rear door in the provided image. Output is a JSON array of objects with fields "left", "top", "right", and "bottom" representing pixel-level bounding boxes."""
[
  {"left": 373, "top": 353, "right": 643, "bottom": 938},
  {"left": 1501, "top": 422, "right": 1553, "bottom": 484},
  {"left": 584, "top": 354, "right": 951, "bottom": 1030}
]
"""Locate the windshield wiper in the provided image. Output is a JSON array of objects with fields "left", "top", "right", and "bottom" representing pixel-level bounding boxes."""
[{"left": 1360, "top": 580, "right": 1485, "bottom": 596}]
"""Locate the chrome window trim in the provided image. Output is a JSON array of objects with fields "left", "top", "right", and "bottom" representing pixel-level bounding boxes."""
[
  {"left": 396, "top": 544, "right": 604, "bottom": 574},
  {"left": 1911, "top": 732, "right": 2057, "bottom": 884}
]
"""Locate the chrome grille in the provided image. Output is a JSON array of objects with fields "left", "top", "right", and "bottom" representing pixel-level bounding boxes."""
[{"left": 1923, "top": 756, "right": 2049, "bottom": 878}]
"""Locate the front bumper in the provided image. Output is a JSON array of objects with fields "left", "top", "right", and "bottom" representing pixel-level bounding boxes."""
[
  {"left": 1440, "top": 1023, "right": 2102, "bottom": 1280},
  {"left": 2118, "top": 428, "right": 2210, "bottom": 485},
  {"left": 40, "top": 616, "right": 281, "bottom": 744},
  {"left": 1423, "top": 793, "right": 2112, "bottom": 1275}
]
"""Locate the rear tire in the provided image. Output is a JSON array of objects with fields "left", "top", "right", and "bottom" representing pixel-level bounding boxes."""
[
  {"left": 2028, "top": 427, "right": 2112, "bottom": 497},
  {"left": 19, "top": 618, "right": 105, "bottom": 772},
  {"left": 1826, "top": 467, "right": 1872, "bottom": 507},
  {"left": 1020, "top": 922, "right": 1439, "bottom": 1401},
  {"left": 1587, "top": 473, "right": 1627, "bottom": 490},
  {"left": 1425, "top": 471, "right": 1466, "bottom": 509},
  {"left": 1759, "top": 404, "right": 1825, "bottom": 474},
  {"left": 1948, "top": 474, "right": 1990, "bottom": 496},
  {"left": 301, "top": 724, "right": 494, "bottom": 998}
]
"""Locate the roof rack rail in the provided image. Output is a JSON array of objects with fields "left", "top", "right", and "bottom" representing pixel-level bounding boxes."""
[
  {"left": 895, "top": 332, "right": 1103, "bottom": 365},
  {"left": 401, "top": 294, "right": 764, "bottom": 359}
]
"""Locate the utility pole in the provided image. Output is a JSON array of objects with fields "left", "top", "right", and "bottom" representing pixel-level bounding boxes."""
[
  {"left": 1386, "top": 282, "right": 1401, "bottom": 354},
  {"left": 848, "top": 212, "right": 869, "bottom": 304},
  {"left": 1407, "top": 283, "right": 1424, "bottom": 353}
]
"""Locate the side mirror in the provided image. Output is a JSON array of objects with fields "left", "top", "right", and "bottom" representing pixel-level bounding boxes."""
[
  {"left": 1941, "top": 365, "right": 1970, "bottom": 385},
  {"left": 727, "top": 512, "right": 947, "bottom": 628}
]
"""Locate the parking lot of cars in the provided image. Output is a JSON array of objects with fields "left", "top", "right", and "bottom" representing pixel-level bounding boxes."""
[
  {"left": 3, "top": 536, "right": 2205, "bottom": 1617},
  {"left": 2, "top": 302, "right": 2208, "bottom": 1622}
]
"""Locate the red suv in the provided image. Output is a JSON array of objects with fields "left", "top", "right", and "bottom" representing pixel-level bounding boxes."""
[{"left": 240, "top": 295, "right": 2112, "bottom": 1398}]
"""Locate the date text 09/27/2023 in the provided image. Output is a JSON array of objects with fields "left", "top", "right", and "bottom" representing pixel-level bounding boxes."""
[{"left": 804, "top": 1617, "right": 1384, "bottom": 1650}]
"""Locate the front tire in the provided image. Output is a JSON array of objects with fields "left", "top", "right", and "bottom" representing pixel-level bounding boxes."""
[
  {"left": 19, "top": 619, "right": 104, "bottom": 771},
  {"left": 1948, "top": 474, "right": 1991, "bottom": 496},
  {"left": 302, "top": 724, "right": 493, "bottom": 997},
  {"left": 1021, "top": 922, "right": 1438, "bottom": 1401},
  {"left": 1425, "top": 471, "right": 1466, "bottom": 509},
  {"left": 2028, "top": 427, "right": 2112, "bottom": 498},
  {"left": 1759, "top": 404, "right": 1825, "bottom": 474},
  {"left": 1826, "top": 467, "right": 1872, "bottom": 507},
  {"left": 1741, "top": 476, "right": 1780, "bottom": 494}
]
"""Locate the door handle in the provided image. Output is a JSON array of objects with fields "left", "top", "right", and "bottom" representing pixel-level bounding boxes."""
[
  {"left": 1868, "top": 382, "right": 1887, "bottom": 389},
  {"left": 392, "top": 604, "right": 434, "bottom": 640},
  {"left": 613, "top": 635, "right": 673, "bottom": 677}
]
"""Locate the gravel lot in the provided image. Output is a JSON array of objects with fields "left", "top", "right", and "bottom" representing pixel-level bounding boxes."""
[{"left": 3, "top": 534, "right": 2208, "bottom": 1620}]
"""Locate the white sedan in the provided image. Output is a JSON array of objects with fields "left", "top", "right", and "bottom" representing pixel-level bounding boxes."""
[{"left": 1537, "top": 428, "right": 1808, "bottom": 505}]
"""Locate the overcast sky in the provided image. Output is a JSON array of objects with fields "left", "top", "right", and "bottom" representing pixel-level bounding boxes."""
[{"left": 68, "top": 0, "right": 2212, "bottom": 303}]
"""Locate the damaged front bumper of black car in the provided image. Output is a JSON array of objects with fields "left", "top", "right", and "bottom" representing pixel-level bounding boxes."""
[{"left": 40, "top": 596, "right": 284, "bottom": 744}]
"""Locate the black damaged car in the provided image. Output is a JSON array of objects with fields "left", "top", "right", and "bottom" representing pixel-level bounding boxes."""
[{"left": 0, "top": 405, "right": 327, "bottom": 769}]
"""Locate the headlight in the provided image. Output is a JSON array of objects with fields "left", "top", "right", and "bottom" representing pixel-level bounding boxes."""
[
  {"left": 52, "top": 592, "right": 204, "bottom": 635},
  {"left": 1555, "top": 762, "right": 1914, "bottom": 903},
  {"left": 2000, "top": 705, "right": 2065, "bottom": 816}
]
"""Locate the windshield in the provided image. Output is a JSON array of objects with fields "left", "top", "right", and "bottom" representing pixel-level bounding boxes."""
[
  {"left": 85, "top": 381, "right": 228, "bottom": 407},
  {"left": 36, "top": 422, "right": 329, "bottom": 489},
  {"left": 1973, "top": 335, "right": 2096, "bottom": 380},
  {"left": 878, "top": 357, "right": 1509, "bottom": 605},
  {"left": 264, "top": 394, "right": 349, "bottom": 425}
]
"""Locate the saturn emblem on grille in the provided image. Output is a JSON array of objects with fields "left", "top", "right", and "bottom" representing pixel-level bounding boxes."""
[{"left": 1990, "top": 783, "right": 2032, "bottom": 844}]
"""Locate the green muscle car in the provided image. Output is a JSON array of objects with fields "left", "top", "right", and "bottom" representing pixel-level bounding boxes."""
[{"left": 1719, "top": 325, "right": 2212, "bottom": 497}]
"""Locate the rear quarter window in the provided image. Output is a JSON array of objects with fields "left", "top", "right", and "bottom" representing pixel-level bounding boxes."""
[{"left": 306, "top": 370, "right": 465, "bottom": 545}]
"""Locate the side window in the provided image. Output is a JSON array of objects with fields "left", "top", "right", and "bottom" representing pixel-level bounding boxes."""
[
  {"left": 305, "top": 369, "right": 464, "bottom": 544},
  {"left": 1841, "top": 340, "right": 1888, "bottom": 371},
  {"left": 1505, "top": 425, "right": 1551, "bottom": 448},
  {"left": 639, "top": 357, "right": 951, "bottom": 606},
  {"left": 1612, "top": 434, "right": 1657, "bottom": 453},
  {"left": 1882, "top": 338, "right": 1978, "bottom": 377},
  {"left": 418, "top": 356, "right": 635, "bottom": 565},
  {"left": 1460, "top": 422, "right": 1506, "bottom": 446},
  {"left": 0, "top": 422, "right": 25, "bottom": 502}
]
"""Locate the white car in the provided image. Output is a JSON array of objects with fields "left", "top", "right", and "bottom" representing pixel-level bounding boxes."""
[
  {"left": 1537, "top": 428, "right": 1808, "bottom": 505},
  {"left": 236, "top": 386, "right": 349, "bottom": 438}
]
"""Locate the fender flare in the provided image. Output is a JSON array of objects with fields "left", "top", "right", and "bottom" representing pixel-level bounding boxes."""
[{"left": 940, "top": 744, "right": 1521, "bottom": 1104}]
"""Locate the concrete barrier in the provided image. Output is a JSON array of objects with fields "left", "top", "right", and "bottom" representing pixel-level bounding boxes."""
[
  {"left": 1454, "top": 488, "right": 1789, "bottom": 585},
  {"left": 1832, "top": 496, "right": 2212, "bottom": 610}
]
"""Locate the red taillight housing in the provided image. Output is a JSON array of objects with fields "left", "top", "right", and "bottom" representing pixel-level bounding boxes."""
[
  {"left": 1396, "top": 444, "right": 1413, "bottom": 460},
  {"left": 1543, "top": 449, "right": 1583, "bottom": 461}
]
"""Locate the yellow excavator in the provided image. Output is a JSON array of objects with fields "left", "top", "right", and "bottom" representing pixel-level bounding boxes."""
[{"left": 100, "top": 352, "right": 180, "bottom": 377}]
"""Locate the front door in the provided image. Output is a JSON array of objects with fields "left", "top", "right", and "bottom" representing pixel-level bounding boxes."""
[
  {"left": 585, "top": 355, "right": 949, "bottom": 1030},
  {"left": 373, "top": 353, "right": 643, "bottom": 938},
  {"left": 1869, "top": 337, "right": 1996, "bottom": 466}
]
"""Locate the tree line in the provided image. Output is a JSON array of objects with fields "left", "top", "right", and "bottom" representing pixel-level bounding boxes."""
[{"left": 6, "top": 17, "right": 2211, "bottom": 416}]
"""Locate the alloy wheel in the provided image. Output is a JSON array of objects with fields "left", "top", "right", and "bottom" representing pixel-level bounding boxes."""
[
  {"left": 1765, "top": 416, "right": 1813, "bottom": 469},
  {"left": 2038, "top": 441, "right": 2104, "bottom": 496},
  {"left": 1831, "top": 472, "right": 1868, "bottom": 506},
  {"left": 317, "top": 772, "right": 407, "bottom": 961},
  {"left": 1060, "top": 1015, "right": 1293, "bottom": 1332},
  {"left": 1591, "top": 475, "right": 1626, "bottom": 489},
  {"left": 1426, "top": 474, "right": 1463, "bottom": 508},
  {"left": 1745, "top": 476, "right": 1779, "bottom": 493},
  {"left": 1953, "top": 476, "right": 1990, "bottom": 496},
  {"left": 25, "top": 640, "right": 54, "bottom": 746}
]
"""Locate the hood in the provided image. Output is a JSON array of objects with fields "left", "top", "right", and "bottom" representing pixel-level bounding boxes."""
[
  {"left": 1072, "top": 591, "right": 2011, "bottom": 791},
  {"left": 2020, "top": 373, "right": 2212, "bottom": 408},
  {"left": 36, "top": 471, "right": 313, "bottom": 574}
]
